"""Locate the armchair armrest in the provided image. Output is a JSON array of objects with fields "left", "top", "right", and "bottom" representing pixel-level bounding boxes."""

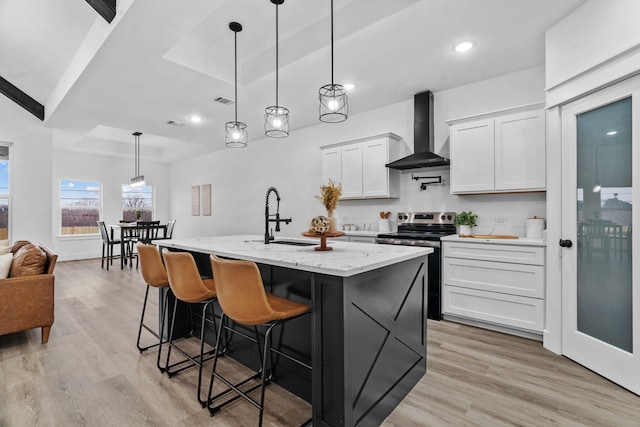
[{"left": 0, "top": 274, "right": 55, "bottom": 343}]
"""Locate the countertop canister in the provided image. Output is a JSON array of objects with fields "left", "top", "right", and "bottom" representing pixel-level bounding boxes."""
[{"left": 525, "top": 216, "right": 545, "bottom": 239}]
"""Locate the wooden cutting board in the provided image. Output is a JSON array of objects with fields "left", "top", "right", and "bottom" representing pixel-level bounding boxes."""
[{"left": 461, "top": 234, "right": 519, "bottom": 239}]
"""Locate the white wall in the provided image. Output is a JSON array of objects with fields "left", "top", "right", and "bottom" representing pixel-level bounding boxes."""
[
  {"left": 545, "top": 0, "right": 640, "bottom": 90},
  {"left": 52, "top": 150, "right": 170, "bottom": 260},
  {"left": 169, "top": 66, "right": 547, "bottom": 239},
  {"left": 0, "top": 99, "right": 53, "bottom": 247}
]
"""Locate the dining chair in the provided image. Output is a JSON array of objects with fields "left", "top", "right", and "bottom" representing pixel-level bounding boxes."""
[
  {"left": 98, "top": 221, "right": 121, "bottom": 270},
  {"left": 207, "top": 254, "right": 311, "bottom": 426},
  {"left": 138, "top": 221, "right": 161, "bottom": 243},
  {"left": 155, "top": 219, "right": 176, "bottom": 240},
  {"left": 585, "top": 221, "right": 611, "bottom": 259}
]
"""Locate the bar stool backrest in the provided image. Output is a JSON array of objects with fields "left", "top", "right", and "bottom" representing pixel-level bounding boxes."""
[
  {"left": 210, "top": 254, "right": 276, "bottom": 326},
  {"left": 137, "top": 243, "right": 168, "bottom": 288},
  {"left": 162, "top": 249, "right": 216, "bottom": 303}
]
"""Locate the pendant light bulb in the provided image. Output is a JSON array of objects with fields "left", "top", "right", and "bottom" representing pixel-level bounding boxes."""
[
  {"left": 319, "top": 0, "right": 348, "bottom": 123},
  {"left": 225, "top": 21, "right": 248, "bottom": 148},
  {"left": 265, "top": 0, "right": 290, "bottom": 138}
]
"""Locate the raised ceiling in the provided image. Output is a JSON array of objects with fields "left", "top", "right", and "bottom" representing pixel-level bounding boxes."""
[{"left": 0, "top": 0, "right": 586, "bottom": 163}]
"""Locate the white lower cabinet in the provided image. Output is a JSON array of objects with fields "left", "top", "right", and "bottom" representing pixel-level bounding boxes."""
[
  {"left": 442, "top": 240, "right": 545, "bottom": 336},
  {"left": 347, "top": 235, "right": 376, "bottom": 243}
]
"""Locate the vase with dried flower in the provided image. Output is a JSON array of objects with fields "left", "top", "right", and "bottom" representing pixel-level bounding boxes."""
[{"left": 315, "top": 179, "right": 342, "bottom": 233}]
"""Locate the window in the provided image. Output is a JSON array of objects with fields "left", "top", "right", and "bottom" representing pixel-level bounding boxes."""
[
  {"left": 60, "top": 180, "right": 100, "bottom": 235},
  {"left": 122, "top": 184, "right": 153, "bottom": 221},
  {"left": 0, "top": 145, "right": 9, "bottom": 240}
]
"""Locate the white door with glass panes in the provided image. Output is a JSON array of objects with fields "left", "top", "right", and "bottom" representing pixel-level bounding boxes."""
[{"left": 560, "top": 76, "right": 639, "bottom": 394}]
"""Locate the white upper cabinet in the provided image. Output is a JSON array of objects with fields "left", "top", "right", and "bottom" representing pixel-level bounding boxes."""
[
  {"left": 449, "top": 118, "right": 495, "bottom": 193},
  {"left": 448, "top": 104, "right": 546, "bottom": 194},
  {"left": 341, "top": 144, "right": 363, "bottom": 198},
  {"left": 320, "top": 133, "right": 404, "bottom": 200}
]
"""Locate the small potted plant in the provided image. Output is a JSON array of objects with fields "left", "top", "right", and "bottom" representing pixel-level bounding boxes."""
[{"left": 455, "top": 211, "right": 477, "bottom": 236}]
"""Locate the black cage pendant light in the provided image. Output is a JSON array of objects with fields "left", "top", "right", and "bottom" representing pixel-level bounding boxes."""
[
  {"left": 130, "top": 131, "right": 145, "bottom": 187},
  {"left": 319, "top": 0, "right": 348, "bottom": 123},
  {"left": 264, "top": 0, "right": 290, "bottom": 138},
  {"left": 225, "top": 22, "right": 248, "bottom": 148}
]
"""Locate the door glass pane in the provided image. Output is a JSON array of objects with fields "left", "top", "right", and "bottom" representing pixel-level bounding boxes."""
[{"left": 576, "top": 97, "right": 632, "bottom": 352}]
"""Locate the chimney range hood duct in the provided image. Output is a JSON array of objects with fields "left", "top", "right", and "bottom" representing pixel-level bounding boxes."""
[{"left": 385, "top": 91, "right": 450, "bottom": 170}]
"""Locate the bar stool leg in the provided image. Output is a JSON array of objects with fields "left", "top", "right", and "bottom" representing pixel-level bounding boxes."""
[{"left": 156, "top": 293, "right": 169, "bottom": 372}]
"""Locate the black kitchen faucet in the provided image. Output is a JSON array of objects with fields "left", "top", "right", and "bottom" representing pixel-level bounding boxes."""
[{"left": 264, "top": 187, "right": 292, "bottom": 244}]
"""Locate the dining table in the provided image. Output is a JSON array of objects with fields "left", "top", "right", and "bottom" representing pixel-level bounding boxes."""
[{"left": 110, "top": 222, "right": 168, "bottom": 268}]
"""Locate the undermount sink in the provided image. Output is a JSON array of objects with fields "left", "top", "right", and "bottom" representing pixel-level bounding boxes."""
[{"left": 271, "top": 240, "right": 316, "bottom": 246}]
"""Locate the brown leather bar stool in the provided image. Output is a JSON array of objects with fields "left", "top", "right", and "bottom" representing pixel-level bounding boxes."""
[
  {"left": 162, "top": 249, "right": 220, "bottom": 407},
  {"left": 207, "top": 254, "right": 311, "bottom": 426},
  {"left": 136, "top": 243, "right": 170, "bottom": 372}
]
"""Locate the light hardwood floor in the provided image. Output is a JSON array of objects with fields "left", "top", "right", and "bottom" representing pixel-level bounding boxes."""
[{"left": 1, "top": 259, "right": 639, "bottom": 426}]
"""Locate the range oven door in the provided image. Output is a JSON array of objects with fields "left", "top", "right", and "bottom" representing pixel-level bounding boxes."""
[{"left": 376, "top": 238, "right": 442, "bottom": 320}]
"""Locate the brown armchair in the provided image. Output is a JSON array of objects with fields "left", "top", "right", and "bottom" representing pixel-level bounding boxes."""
[{"left": 0, "top": 242, "right": 58, "bottom": 343}]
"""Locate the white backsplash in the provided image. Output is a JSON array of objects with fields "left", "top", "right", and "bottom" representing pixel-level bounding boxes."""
[{"left": 334, "top": 168, "right": 545, "bottom": 237}]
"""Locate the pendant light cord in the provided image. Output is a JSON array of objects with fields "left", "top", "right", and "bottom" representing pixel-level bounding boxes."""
[
  {"left": 234, "top": 29, "right": 238, "bottom": 122},
  {"left": 275, "top": 2, "right": 279, "bottom": 109},
  {"left": 330, "top": 0, "right": 334, "bottom": 86}
]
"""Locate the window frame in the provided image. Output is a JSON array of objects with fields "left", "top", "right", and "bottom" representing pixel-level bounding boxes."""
[{"left": 121, "top": 184, "right": 154, "bottom": 222}]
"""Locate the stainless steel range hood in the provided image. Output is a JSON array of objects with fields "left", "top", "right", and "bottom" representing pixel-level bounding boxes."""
[{"left": 385, "top": 91, "right": 450, "bottom": 170}]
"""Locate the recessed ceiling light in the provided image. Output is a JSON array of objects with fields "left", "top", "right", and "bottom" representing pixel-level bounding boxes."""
[
  {"left": 606, "top": 130, "right": 618, "bottom": 136},
  {"left": 453, "top": 41, "right": 475, "bottom": 53},
  {"left": 343, "top": 83, "right": 356, "bottom": 91},
  {"left": 189, "top": 115, "right": 203, "bottom": 123}
]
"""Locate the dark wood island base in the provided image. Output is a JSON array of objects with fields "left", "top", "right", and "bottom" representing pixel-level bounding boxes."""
[{"left": 158, "top": 238, "right": 429, "bottom": 426}]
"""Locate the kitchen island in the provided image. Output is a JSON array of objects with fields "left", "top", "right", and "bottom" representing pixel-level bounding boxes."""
[{"left": 157, "top": 235, "right": 432, "bottom": 427}]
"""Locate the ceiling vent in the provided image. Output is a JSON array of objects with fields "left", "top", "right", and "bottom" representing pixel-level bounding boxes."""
[
  {"left": 165, "top": 120, "right": 187, "bottom": 127},
  {"left": 213, "top": 96, "right": 234, "bottom": 106}
]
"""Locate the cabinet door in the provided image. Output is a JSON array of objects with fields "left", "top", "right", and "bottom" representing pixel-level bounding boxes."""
[
  {"left": 450, "top": 118, "right": 494, "bottom": 193},
  {"left": 341, "top": 144, "right": 363, "bottom": 198},
  {"left": 495, "top": 109, "right": 546, "bottom": 190},
  {"left": 362, "top": 138, "right": 389, "bottom": 197},
  {"left": 322, "top": 147, "right": 342, "bottom": 185}
]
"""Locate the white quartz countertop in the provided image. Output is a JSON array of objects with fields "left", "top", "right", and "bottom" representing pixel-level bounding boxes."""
[
  {"left": 157, "top": 235, "right": 432, "bottom": 278},
  {"left": 440, "top": 234, "right": 546, "bottom": 247}
]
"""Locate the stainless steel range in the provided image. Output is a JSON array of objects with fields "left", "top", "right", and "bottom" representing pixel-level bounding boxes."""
[{"left": 376, "top": 211, "right": 457, "bottom": 320}]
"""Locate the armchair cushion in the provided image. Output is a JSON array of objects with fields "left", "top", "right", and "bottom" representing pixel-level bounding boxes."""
[
  {"left": 0, "top": 252, "right": 12, "bottom": 278},
  {"left": 10, "top": 244, "right": 47, "bottom": 278}
]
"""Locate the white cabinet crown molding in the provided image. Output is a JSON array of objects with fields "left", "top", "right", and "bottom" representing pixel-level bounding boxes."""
[
  {"left": 319, "top": 132, "right": 402, "bottom": 150},
  {"left": 444, "top": 102, "right": 545, "bottom": 126}
]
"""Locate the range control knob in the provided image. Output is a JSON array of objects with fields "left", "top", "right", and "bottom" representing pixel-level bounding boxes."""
[
  {"left": 447, "top": 215, "right": 452, "bottom": 220},
  {"left": 440, "top": 215, "right": 446, "bottom": 221}
]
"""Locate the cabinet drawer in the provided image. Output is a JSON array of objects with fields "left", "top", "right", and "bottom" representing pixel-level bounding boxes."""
[
  {"left": 443, "top": 242, "right": 544, "bottom": 265},
  {"left": 443, "top": 258, "right": 544, "bottom": 298},
  {"left": 348, "top": 236, "right": 376, "bottom": 243},
  {"left": 443, "top": 285, "right": 544, "bottom": 332}
]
